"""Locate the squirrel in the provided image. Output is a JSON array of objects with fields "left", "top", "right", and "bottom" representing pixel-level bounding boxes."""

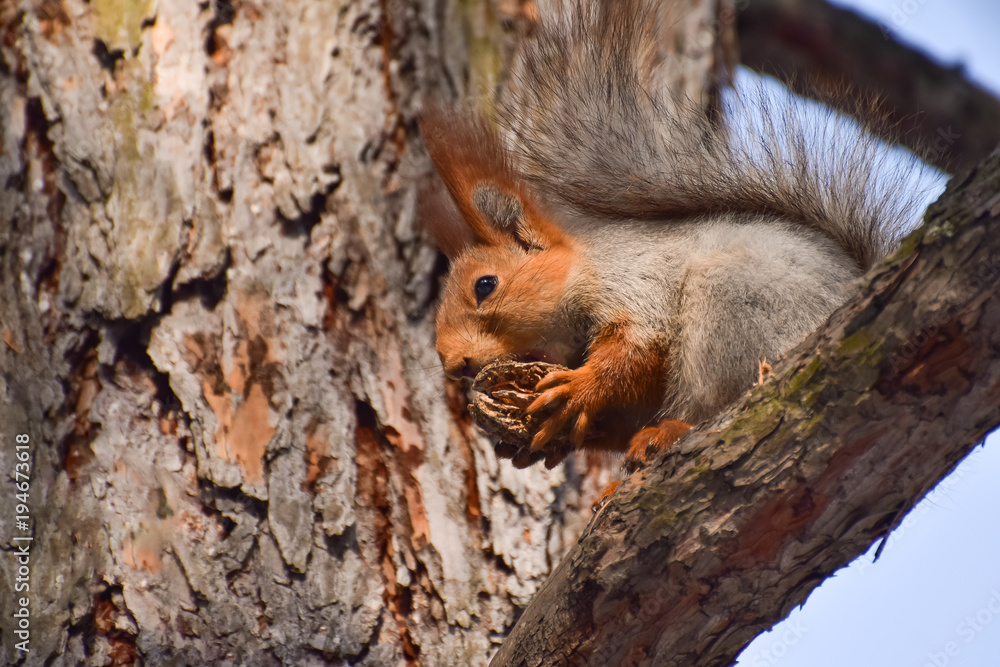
[{"left": 419, "top": 0, "right": 928, "bottom": 473}]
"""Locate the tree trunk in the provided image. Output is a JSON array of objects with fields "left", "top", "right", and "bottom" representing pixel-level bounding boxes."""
[{"left": 0, "top": 1, "right": 612, "bottom": 664}]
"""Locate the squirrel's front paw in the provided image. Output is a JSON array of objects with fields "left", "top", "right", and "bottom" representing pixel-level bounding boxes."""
[{"left": 526, "top": 366, "right": 604, "bottom": 450}]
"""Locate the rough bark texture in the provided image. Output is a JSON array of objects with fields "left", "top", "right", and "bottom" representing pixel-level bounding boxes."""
[
  {"left": 737, "top": 0, "right": 1000, "bottom": 174},
  {"left": 0, "top": 1, "right": 616, "bottom": 664},
  {"left": 490, "top": 152, "right": 1000, "bottom": 667}
]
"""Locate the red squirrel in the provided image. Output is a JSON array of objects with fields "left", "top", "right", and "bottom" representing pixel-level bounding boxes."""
[{"left": 419, "top": 0, "right": 928, "bottom": 472}]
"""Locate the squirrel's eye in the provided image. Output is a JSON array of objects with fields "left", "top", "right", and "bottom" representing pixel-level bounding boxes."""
[{"left": 474, "top": 275, "right": 498, "bottom": 305}]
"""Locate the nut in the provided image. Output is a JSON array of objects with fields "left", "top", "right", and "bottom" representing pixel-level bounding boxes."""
[{"left": 469, "top": 360, "right": 574, "bottom": 468}]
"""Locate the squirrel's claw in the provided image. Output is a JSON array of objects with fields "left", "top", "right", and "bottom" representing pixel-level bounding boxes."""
[
  {"left": 592, "top": 480, "right": 622, "bottom": 513},
  {"left": 571, "top": 411, "right": 590, "bottom": 447},
  {"left": 527, "top": 366, "right": 601, "bottom": 451},
  {"left": 534, "top": 370, "right": 576, "bottom": 392},
  {"left": 530, "top": 409, "right": 570, "bottom": 450},
  {"left": 544, "top": 449, "right": 569, "bottom": 469},
  {"left": 511, "top": 448, "right": 545, "bottom": 469}
]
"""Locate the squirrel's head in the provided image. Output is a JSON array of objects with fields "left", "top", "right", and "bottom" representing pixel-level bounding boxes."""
[{"left": 420, "top": 106, "right": 580, "bottom": 379}]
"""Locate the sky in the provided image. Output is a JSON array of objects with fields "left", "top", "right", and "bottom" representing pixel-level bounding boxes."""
[{"left": 736, "top": 2, "right": 1000, "bottom": 666}]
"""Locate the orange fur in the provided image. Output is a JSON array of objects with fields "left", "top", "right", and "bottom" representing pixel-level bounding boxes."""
[{"left": 434, "top": 242, "right": 578, "bottom": 377}]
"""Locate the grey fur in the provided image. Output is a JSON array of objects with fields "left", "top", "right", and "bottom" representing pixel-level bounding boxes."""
[
  {"left": 495, "top": 0, "right": 929, "bottom": 425},
  {"left": 472, "top": 185, "right": 525, "bottom": 231}
]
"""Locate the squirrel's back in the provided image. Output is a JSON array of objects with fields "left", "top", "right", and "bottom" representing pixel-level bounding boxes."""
[{"left": 564, "top": 214, "right": 860, "bottom": 422}]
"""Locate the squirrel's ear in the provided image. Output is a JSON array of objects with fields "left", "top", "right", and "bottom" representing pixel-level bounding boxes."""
[
  {"left": 469, "top": 183, "right": 557, "bottom": 252},
  {"left": 419, "top": 103, "right": 565, "bottom": 253}
]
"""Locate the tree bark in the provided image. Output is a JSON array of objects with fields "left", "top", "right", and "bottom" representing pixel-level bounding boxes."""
[
  {"left": 490, "top": 151, "right": 1000, "bottom": 666},
  {"left": 0, "top": 1, "right": 611, "bottom": 664}
]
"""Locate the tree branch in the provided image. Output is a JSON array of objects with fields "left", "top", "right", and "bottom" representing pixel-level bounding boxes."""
[
  {"left": 490, "top": 151, "right": 1000, "bottom": 666},
  {"left": 737, "top": 0, "right": 1000, "bottom": 175}
]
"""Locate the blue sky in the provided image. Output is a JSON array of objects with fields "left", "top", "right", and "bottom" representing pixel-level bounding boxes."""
[{"left": 737, "top": 2, "right": 1000, "bottom": 666}]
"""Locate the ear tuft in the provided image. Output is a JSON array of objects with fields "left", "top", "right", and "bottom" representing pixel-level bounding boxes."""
[
  {"left": 472, "top": 184, "right": 553, "bottom": 251},
  {"left": 472, "top": 185, "right": 525, "bottom": 231}
]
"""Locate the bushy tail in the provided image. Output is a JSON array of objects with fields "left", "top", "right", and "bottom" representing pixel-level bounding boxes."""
[{"left": 497, "top": 0, "right": 937, "bottom": 270}]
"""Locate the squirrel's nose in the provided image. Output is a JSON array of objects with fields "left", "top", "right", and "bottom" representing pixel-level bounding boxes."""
[
  {"left": 458, "top": 358, "right": 480, "bottom": 379},
  {"left": 444, "top": 358, "right": 481, "bottom": 381}
]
